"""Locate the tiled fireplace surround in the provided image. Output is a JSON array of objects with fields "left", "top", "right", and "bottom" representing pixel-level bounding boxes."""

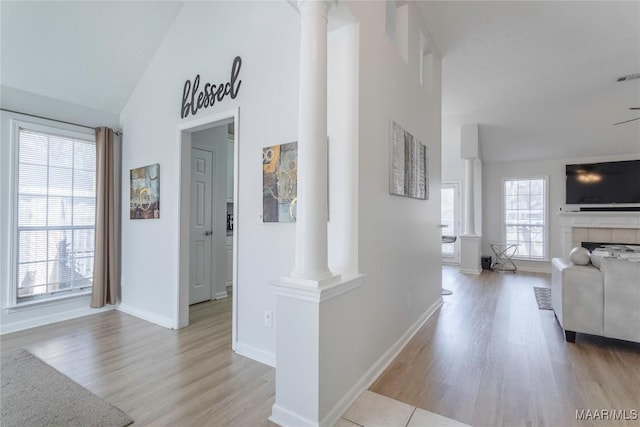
[{"left": 559, "top": 211, "right": 640, "bottom": 257}]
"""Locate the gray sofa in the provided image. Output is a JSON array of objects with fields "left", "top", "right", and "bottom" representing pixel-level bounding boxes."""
[{"left": 551, "top": 256, "right": 640, "bottom": 343}]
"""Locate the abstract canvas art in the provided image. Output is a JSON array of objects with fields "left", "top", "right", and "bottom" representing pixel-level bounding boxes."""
[
  {"left": 130, "top": 164, "right": 160, "bottom": 219},
  {"left": 263, "top": 142, "right": 297, "bottom": 222},
  {"left": 390, "top": 121, "right": 428, "bottom": 200}
]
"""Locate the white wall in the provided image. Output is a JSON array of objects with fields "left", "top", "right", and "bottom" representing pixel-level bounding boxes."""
[
  {"left": 355, "top": 0, "right": 442, "bottom": 376},
  {"left": 191, "top": 125, "right": 230, "bottom": 300},
  {"left": 119, "top": 1, "right": 300, "bottom": 354},
  {"left": 483, "top": 152, "right": 640, "bottom": 272},
  {"left": 318, "top": 0, "right": 443, "bottom": 417},
  {"left": 1, "top": 86, "right": 120, "bottom": 129},
  {"left": 442, "top": 127, "right": 464, "bottom": 184},
  {"left": 0, "top": 89, "right": 119, "bottom": 334}
]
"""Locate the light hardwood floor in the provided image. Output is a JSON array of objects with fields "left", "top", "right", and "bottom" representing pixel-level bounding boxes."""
[
  {"left": 1, "top": 298, "right": 275, "bottom": 426},
  {"left": 3, "top": 269, "right": 639, "bottom": 427},
  {"left": 370, "top": 267, "right": 640, "bottom": 427}
]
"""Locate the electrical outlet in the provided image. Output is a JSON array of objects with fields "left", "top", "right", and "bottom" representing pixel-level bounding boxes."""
[{"left": 264, "top": 310, "right": 273, "bottom": 327}]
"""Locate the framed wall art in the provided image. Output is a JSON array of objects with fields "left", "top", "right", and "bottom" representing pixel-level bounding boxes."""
[
  {"left": 390, "top": 121, "right": 428, "bottom": 200},
  {"left": 130, "top": 163, "right": 160, "bottom": 219},
  {"left": 263, "top": 142, "right": 298, "bottom": 222}
]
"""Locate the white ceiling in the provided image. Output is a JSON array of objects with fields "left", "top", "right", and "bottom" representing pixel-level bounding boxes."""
[
  {"left": 417, "top": 1, "right": 640, "bottom": 162},
  {"left": 1, "top": 1, "right": 184, "bottom": 114},
  {"left": 2, "top": 1, "right": 638, "bottom": 163}
]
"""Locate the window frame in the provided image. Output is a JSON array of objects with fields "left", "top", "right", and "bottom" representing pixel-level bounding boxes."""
[
  {"left": 9, "top": 119, "right": 96, "bottom": 308},
  {"left": 501, "top": 175, "right": 549, "bottom": 262}
]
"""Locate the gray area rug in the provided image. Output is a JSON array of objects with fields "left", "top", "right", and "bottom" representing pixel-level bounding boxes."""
[
  {"left": 1, "top": 348, "right": 133, "bottom": 427},
  {"left": 534, "top": 286, "right": 553, "bottom": 310}
]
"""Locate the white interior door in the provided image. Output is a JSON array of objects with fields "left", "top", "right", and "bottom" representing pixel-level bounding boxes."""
[
  {"left": 190, "top": 148, "right": 214, "bottom": 304},
  {"left": 441, "top": 182, "right": 461, "bottom": 264}
]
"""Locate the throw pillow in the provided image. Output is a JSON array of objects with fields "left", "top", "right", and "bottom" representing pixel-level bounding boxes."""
[
  {"left": 590, "top": 249, "right": 610, "bottom": 269},
  {"left": 569, "top": 247, "right": 591, "bottom": 265},
  {"left": 590, "top": 253, "right": 602, "bottom": 269}
]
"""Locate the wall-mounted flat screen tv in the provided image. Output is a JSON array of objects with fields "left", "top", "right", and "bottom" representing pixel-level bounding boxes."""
[{"left": 566, "top": 159, "right": 640, "bottom": 204}]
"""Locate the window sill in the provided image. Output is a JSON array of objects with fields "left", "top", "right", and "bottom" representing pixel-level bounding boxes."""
[{"left": 5, "top": 292, "right": 92, "bottom": 313}]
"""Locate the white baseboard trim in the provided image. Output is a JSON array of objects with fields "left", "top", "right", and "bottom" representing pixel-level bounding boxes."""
[
  {"left": 117, "top": 303, "right": 175, "bottom": 329},
  {"left": 215, "top": 291, "right": 229, "bottom": 300},
  {"left": 318, "top": 297, "right": 444, "bottom": 427},
  {"left": 514, "top": 262, "right": 551, "bottom": 274},
  {"left": 1, "top": 305, "right": 115, "bottom": 335},
  {"left": 459, "top": 268, "right": 482, "bottom": 275},
  {"left": 235, "top": 341, "right": 276, "bottom": 368},
  {"left": 270, "top": 404, "right": 316, "bottom": 427}
]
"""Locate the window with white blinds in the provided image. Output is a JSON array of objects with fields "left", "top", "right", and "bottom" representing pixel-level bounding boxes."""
[
  {"left": 503, "top": 177, "right": 547, "bottom": 261},
  {"left": 15, "top": 125, "right": 96, "bottom": 303}
]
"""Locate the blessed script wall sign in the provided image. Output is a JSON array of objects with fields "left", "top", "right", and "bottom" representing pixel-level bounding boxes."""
[{"left": 181, "top": 56, "right": 242, "bottom": 119}]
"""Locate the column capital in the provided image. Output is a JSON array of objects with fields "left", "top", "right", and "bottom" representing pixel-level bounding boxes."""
[{"left": 297, "top": 0, "right": 331, "bottom": 18}]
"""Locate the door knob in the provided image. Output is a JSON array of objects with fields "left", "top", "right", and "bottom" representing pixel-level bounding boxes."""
[{"left": 204, "top": 230, "right": 212, "bottom": 236}]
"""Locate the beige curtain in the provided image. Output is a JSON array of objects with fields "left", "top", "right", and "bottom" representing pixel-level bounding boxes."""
[{"left": 91, "top": 127, "right": 119, "bottom": 308}]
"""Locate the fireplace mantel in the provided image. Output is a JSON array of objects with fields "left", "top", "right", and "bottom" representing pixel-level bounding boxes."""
[
  {"left": 558, "top": 211, "right": 640, "bottom": 229},
  {"left": 558, "top": 211, "right": 640, "bottom": 257}
]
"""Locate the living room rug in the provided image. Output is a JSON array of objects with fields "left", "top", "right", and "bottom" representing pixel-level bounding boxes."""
[
  {"left": 533, "top": 286, "right": 553, "bottom": 310},
  {"left": 1, "top": 348, "right": 133, "bottom": 427}
]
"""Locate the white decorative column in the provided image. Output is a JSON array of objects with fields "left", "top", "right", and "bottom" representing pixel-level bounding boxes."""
[
  {"left": 327, "top": 20, "right": 359, "bottom": 278},
  {"left": 270, "top": 2, "right": 352, "bottom": 426},
  {"left": 459, "top": 124, "right": 482, "bottom": 274},
  {"left": 290, "top": 0, "right": 334, "bottom": 283},
  {"left": 463, "top": 158, "right": 476, "bottom": 236}
]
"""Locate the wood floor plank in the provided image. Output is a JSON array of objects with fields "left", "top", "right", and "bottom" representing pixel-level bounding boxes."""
[
  {"left": 1, "top": 297, "right": 275, "bottom": 426},
  {"left": 370, "top": 267, "right": 640, "bottom": 427}
]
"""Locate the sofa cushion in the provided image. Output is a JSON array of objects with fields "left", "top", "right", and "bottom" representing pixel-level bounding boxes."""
[
  {"left": 569, "top": 247, "right": 591, "bottom": 265},
  {"left": 602, "top": 257, "right": 640, "bottom": 342}
]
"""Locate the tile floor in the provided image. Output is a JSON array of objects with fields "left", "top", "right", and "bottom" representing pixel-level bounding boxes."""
[{"left": 337, "top": 390, "right": 470, "bottom": 427}]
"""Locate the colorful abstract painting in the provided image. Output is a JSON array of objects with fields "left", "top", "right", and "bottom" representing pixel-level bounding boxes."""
[
  {"left": 263, "top": 142, "right": 297, "bottom": 222},
  {"left": 130, "top": 164, "right": 160, "bottom": 219},
  {"left": 390, "top": 121, "right": 428, "bottom": 200}
]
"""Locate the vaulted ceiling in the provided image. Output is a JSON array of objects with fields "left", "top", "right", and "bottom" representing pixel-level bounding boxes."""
[
  {"left": 1, "top": 1, "right": 184, "bottom": 114},
  {"left": 2, "top": 1, "right": 638, "bottom": 162}
]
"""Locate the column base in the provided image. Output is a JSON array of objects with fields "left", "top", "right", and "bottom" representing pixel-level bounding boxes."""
[
  {"left": 271, "top": 274, "right": 363, "bottom": 303},
  {"left": 459, "top": 234, "right": 482, "bottom": 275},
  {"left": 279, "top": 273, "right": 342, "bottom": 289},
  {"left": 269, "top": 274, "right": 364, "bottom": 426}
]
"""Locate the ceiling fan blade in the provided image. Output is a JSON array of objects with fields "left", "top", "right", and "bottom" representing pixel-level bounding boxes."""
[
  {"left": 617, "top": 73, "right": 640, "bottom": 82},
  {"left": 630, "top": 107, "right": 640, "bottom": 110},
  {"left": 612, "top": 117, "right": 640, "bottom": 125}
]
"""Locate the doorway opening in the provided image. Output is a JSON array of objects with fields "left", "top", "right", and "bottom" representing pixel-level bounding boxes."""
[
  {"left": 177, "top": 108, "right": 239, "bottom": 351},
  {"left": 441, "top": 182, "right": 461, "bottom": 264}
]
